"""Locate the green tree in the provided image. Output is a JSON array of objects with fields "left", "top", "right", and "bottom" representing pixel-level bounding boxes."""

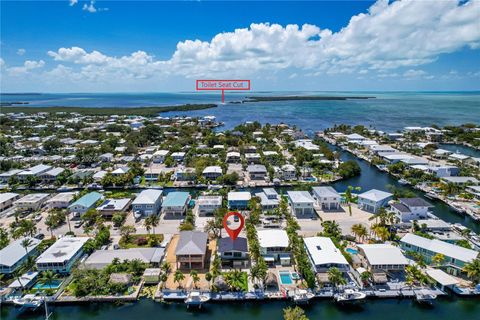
[
  {"left": 462, "top": 258, "right": 480, "bottom": 284},
  {"left": 174, "top": 270, "right": 185, "bottom": 288},
  {"left": 344, "top": 185, "right": 361, "bottom": 216},
  {"left": 190, "top": 270, "right": 200, "bottom": 289},
  {"left": 40, "top": 270, "right": 58, "bottom": 292},
  {"left": 283, "top": 306, "right": 309, "bottom": 320},
  {"left": 327, "top": 267, "right": 347, "bottom": 291}
]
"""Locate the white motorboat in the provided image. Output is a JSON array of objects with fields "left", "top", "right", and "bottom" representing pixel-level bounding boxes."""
[
  {"left": 13, "top": 294, "right": 44, "bottom": 310},
  {"left": 398, "top": 179, "right": 409, "bottom": 185},
  {"left": 415, "top": 289, "right": 437, "bottom": 305},
  {"left": 185, "top": 291, "right": 210, "bottom": 308},
  {"left": 334, "top": 289, "right": 367, "bottom": 303},
  {"left": 292, "top": 289, "right": 315, "bottom": 304}
]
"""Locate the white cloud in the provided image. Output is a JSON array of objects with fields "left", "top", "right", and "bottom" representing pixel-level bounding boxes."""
[
  {"left": 17, "top": 48, "right": 26, "bottom": 56},
  {"left": 403, "top": 69, "right": 427, "bottom": 78},
  {"left": 69, "top": 0, "right": 78, "bottom": 6},
  {"left": 82, "top": 0, "right": 108, "bottom": 13},
  {"left": 0, "top": 58, "right": 5, "bottom": 68},
  {"left": 7, "top": 60, "right": 45, "bottom": 76},
  {"left": 3, "top": 0, "right": 479, "bottom": 87}
]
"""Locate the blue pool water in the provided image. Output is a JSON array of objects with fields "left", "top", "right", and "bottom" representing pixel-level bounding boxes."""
[
  {"left": 346, "top": 248, "right": 358, "bottom": 255},
  {"left": 33, "top": 280, "right": 62, "bottom": 290},
  {"left": 279, "top": 272, "right": 293, "bottom": 285}
]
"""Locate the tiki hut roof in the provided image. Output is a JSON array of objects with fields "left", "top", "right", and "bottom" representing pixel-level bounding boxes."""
[
  {"left": 316, "top": 273, "right": 330, "bottom": 283},
  {"left": 372, "top": 272, "right": 388, "bottom": 284},
  {"left": 213, "top": 275, "right": 229, "bottom": 291},
  {"left": 265, "top": 272, "right": 278, "bottom": 288}
]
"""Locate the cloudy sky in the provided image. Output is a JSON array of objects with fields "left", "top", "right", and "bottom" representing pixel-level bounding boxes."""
[{"left": 1, "top": 0, "right": 480, "bottom": 92}]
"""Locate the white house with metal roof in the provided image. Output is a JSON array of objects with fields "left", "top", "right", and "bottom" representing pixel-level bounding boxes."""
[
  {"left": 255, "top": 188, "right": 279, "bottom": 210},
  {"left": 0, "top": 192, "right": 20, "bottom": 211},
  {"left": 258, "top": 229, "right": 291, "bottom": 265},
  {"left": 304, "top": 236, "right": 349, "bottom": 273},
  {"left": 196, "top": 195, "right": 222, "bottom": 216},
  {"left": 228, "top": 191, "right": 251, "bottom": 210},
  {"left": 132, "top": 189, "right": 163, "bottom": 216},
  {"left": 312, "top": 186, "right": 341, "bottom": 211},
  {"left": 357, "top": 189, "right": 393, "bottom": 213},
  {"left": 357, "top": 244, "right": 408, "bottom": 272},
  {"left": 45, "top": 192, "right": 76, "bottom": 209},
  {"left": 36, "top": 236, "right": 90, "bottom": 273},
  {"left": 0, "top": 237, "right": 41, "bottom": 274},
  {"left": 400, "top": 233, "right": 479, "bottom": 272},
  {"left": 96, "top": 198, "right": 132, "bottom": 217},
  {"left": 14, "top": 193, "right": 50, "bottom": 211},
  {"left": 287, "top": 191, "right": 315, "bottom": 216},
  {"left": 84, "top": 248, "right": 165, "bottom": 269}
]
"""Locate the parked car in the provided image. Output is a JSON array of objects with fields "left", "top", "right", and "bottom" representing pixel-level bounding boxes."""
[
  {"left": 34, "top": 233, "right": 45, "bottom": 240},
  {"left": 74, "top": 221, "right": 84, "bottom": 228}
]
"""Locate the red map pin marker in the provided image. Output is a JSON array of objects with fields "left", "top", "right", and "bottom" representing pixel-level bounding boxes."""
[{"left": 223, "top": 211, "right": 244, "bottom": 240}]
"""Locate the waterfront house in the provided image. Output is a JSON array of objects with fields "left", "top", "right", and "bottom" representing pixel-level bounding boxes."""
[
  {"left": 466, "top": 185, "right": 480, "bottom": 200},
  {"left": 245, "top": 153, "right": 261, "bottom": 164},
  {"left": 111, "top": 166, "right": 130, "bottom": 176},
  {"left": 38, "top": 167, "right": 65, "bottom": 183},
  {"left": 441, "top": 176, "right": 479, "bottom": 186},
  {"left": 379, "top": 153, "right": 414, "bottom": 164},
  {"left": 357, "top": 244, "right": 408, "bottom": 272},
  {"left": 294, "top": 139, "right": 320, "bottom": 151},
  {"left": 202, "top": 166, "right": 223, "bottom": 180},
  {"left": 255, "top": 188, "right": 279, "bottom": 210},
  {"left": 448, "top": 153, "right": 470, "bottom": 164},
  {"left": 0, "top": 169, "right": 23, "bottom": 183},
  {"left": 144, "top": 167, "right": 163, "bottom": 181},
  {"left": 247, "top": 164, "right": 268, "bottom": 180},
  {"left": 304, "top": 236, "right": 349, "bottom": 273},
  {"left": 93, "top": 170, "right": 108, "bottom": 182},
  {"left": 171, "top": 152, "right": 186, "bottom": 162},
  {"left": 281, "top": 164, "right": 297, "bottom": 181},
  {"left": 17, "top": 164, "right": 52, "bottom": 181},
  {"left": 174, "top": 167, "right": 196, "bottom": 181},
  {"left": 0, "top": 237, "right": 41, "bottom": 274},
  {"left": 312, "top": 186, "right": 341, "bottom": 211},
  {"left": 369, "top": 144, "right": 397, "bottom": 154},
  {"left": 427, "top": 165, "right": 459, "bottom": 178},
  {"left": 432, "top": 149, "right": 453, "bottom": 159},
  {"left": 258, "top": 229, "right": 291, "bottom": 266},
  {"left": 68, "top": 191, "right": 103, "bottom": 215},
  {"left": 197, "top": 195, "right": 222, "bottom": 216},
  {"left": 346, "top": 133, "right": 367, "bottom": 143},
  {"left": 0, "top": 192, "right": 20, "bottom": 211},
  {"left": 45, "top": 192, "right": 76, "bottom": 209},
  {"left": 96, "top": 198, "right": 132, "bottom": 217},
  {"left": 175, "top": 231, "right": 208, "bottom": 269},
  {"left": 390, "top": 197, "right": 433, "bottom": 222},
  {"left": 153, "top": 150, "right": 169, "bottom": 163},
  {"left": 357, "top": 189, "right": 393, "bottom": 213},
  {"left": 132, "top": 189, "right": 163, "bottom": 216},
  {"left": 162, "top": 191, "right": 190, "bottom": 216},
  {"left": 287, "top": 191, "right": 315, "bottom": 216},
  {"left": 84, "top": 248, "right": 165, "bottom": 269},
  {"left": 218, "top": 236, "right": 249, "bottom": 268},
  {"left": 227, "top": 191, "right": 251, "bottom": 210},
  {"left": 36, "top": 236, "right": 90, "bottom": 273},
  {"left": 244, "top": 145, "right": 257, "bottom": 153},
  {"left": 226, "top": 151, "right": 241, "bottom": 163},
  {"left": 400, "top": 233, "right": 479, "bottom": 274},
  {"left": 99, "top": 153, "right": 114, "bottom": 162},
  {"left": 14, "top": 193, "right": 50, "bottom": 211}
]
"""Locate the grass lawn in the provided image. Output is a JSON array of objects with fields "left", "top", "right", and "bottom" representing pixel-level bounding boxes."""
[{"left": 119, "top": 234, "right": 164, "bottom": 249}]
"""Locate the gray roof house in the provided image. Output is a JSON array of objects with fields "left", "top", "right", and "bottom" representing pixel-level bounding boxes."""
[
  {"left": 0, "top": 237, "right": 41, "bottom": 274},
  {"left": 218, "top": 236, "right": 249, "bottom": 268},
  {"left": 175, "top": 231, "right": 208, "bottom": 269},
  {"left": 312, "top": 186, "right": 341, "bottom": 211}
]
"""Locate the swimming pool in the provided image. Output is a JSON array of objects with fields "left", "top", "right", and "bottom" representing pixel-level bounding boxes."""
[
  {"left": 346, "top": 248, "right": 358, "bottom": 255},
  {"left": 33, "top": 280, "right": 62, "bottom": 290},
  {"left": 279, "top": 271, "right": 293, "bottom": 285}
]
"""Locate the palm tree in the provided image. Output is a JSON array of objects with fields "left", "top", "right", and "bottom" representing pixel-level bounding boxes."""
[
  {"left": 344, "top": 185, "right": 361, "bottom": 216},
  {"left": 432, "top": 253, "right": 446, "bottom": 266},
  {"left": 350, "top": 223, "right": 367, "bottom": 242},
  {"left": 190, "top": 270, "right": 200, "bottom": 289},
  {"left": 360, "top": 271, "right": 372, "bottom": 287},
  {"left": 20, "top": 238, "right": 33, "bottom": 255},
  {"left": 174, "top": 270, "right": 185, "bottom": 289},
  {"left": 225, "top": 269, "right": 244, "bottom": 291},
  {"left": 144, "top": 218, "right": 152, "bottom": 235},
  {"left": 40, "top": 270, "right": 58, "bottom": 291},
  {"left": 150, "top": 215, "right": 160, "bottom": 236},
  {"left": 462, "top": 258, "right": 480, "bottom": 284},
  {"left": 327, "top": 267, "right": 346, "bottom": 292},
  {"left": 161, "top": 261, "right": 172, "bottom": 275}
]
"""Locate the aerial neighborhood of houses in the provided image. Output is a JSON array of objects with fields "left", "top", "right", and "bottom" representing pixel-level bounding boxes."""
[{"left": 0, "top": 112, "right": 479, "bottom": 309}]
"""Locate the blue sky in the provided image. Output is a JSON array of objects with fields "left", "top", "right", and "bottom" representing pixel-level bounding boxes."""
[{"left": 1, "top": 0, "right": 479, "bottom": 92}]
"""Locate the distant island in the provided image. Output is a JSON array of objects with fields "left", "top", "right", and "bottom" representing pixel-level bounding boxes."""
[
  {"left": 244, "top": 95, "right": 375, "bottom": 102},
  {"left": 0, "top": 104, "right": 217, "bottom": 116}
]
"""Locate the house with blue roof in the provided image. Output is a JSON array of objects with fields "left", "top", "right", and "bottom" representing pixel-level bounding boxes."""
[
  {"left": 68, "top": 191, "right": 103, "bottom": 215},
  {"left": 162, "top": 192, "right": 190, "bottom": 216}
]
